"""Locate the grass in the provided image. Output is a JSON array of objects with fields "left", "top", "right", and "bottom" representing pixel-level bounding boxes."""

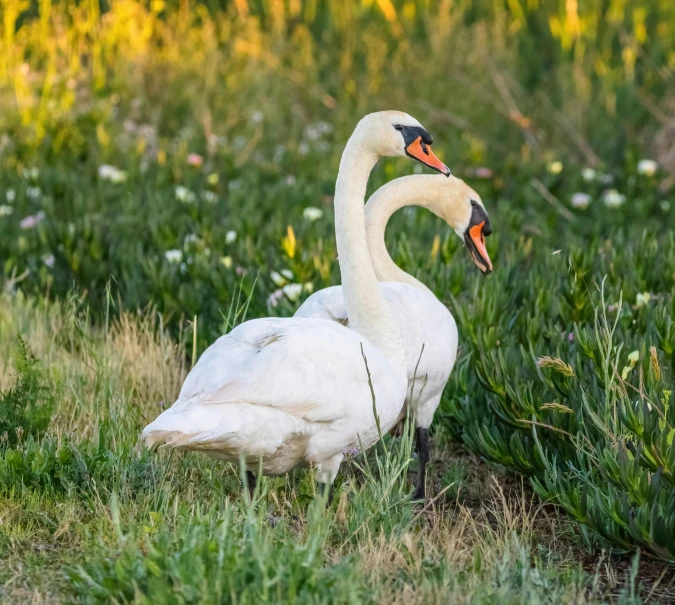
[
  {"left": 0, "top": 292, "right": 671, "bottom": 603},
  {"left": 1, "top": 0, "right": 675, "bottom": 602}
]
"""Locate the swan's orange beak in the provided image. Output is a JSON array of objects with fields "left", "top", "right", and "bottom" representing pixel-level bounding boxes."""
[
  {"left": 405, "top": 137, "right": 450, "bottom": 176},
  {"left": 465, "top": 221, "right": 492, "bottom": 274}
]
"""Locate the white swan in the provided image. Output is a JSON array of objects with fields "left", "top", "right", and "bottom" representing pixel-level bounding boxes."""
[
  {"left": 295, "top": 174, "right": 492, "bottom": 499},
  {"left": 142, "top": 111, "right": 451, "bottom": 496}
]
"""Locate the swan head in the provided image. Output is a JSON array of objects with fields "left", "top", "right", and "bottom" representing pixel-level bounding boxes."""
[
  {"left": 357, "top": 111, "right": 450, "bottom": 176},
  {"left": 439, "top": 176, "right": 493, "bottom": 274}
]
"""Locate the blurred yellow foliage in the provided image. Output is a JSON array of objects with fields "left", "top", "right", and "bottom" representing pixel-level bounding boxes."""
[{"left": 0, "top": 0, "right": 672, "bottom": 157}]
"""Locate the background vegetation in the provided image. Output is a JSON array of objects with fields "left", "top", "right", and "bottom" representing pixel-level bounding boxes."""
[{"left": 1, "top": 0, "right": 674, "bottom": 602}]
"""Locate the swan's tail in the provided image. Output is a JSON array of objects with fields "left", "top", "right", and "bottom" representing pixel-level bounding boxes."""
[
  {"left": 141, "top": 399, "right": 307, "bottom": 464},
  {"left": 142, "top": 426, "right": 195, "bottom": 449},
  {"left": 141, "top": 403, "right": 200, "bottom": 448}
]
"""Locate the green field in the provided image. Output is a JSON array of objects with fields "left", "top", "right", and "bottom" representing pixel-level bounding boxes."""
[{"left": 1, "top": 1, "right": 675, "bottom": 602}]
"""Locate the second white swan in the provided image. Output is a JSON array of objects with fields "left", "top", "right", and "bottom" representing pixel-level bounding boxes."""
[{"left": 295, "top": 174, "right": 492, "bottom": 499}]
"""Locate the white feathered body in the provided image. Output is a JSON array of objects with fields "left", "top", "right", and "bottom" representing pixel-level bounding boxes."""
[
  {"left": 142, "top": 317, "right": 407, "bottom": 476},
  {"left": 295, "top": 283, "right": 458, "bottom": 428}
]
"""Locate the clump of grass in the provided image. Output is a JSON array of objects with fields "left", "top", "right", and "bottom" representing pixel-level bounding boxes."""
[
  {"left": 0, "top": 338, "right": 54, "bottom": 449},
  {"left": 67, "top": 496, "right": 366, "bottom": 604}
]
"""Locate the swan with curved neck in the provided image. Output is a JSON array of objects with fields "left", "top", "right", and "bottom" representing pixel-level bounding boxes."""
[
  {"left": 296, "top": 173, "right": 492, "bottom": 499},
  {"left": 366, "top": 174, "right": 492, "bottom": 286},
  {"left": 142, "top": 111, "right": 450, "bottom": 494}
]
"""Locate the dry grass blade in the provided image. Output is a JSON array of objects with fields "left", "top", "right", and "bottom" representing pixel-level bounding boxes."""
[
  {"left": 540, "top": 402, "right": 574, "bottom": 414},
  {"left": 530, "top": 179, "right": 576, "bottom": 222},
  {"left": 650, "top": 346, "right": 661, "bottom": 382},
  {"left": 536, "top": 356, "right": 575, "bottom": 377}
]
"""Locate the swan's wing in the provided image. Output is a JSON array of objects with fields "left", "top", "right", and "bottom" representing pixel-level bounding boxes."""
[
  {"left": 176, "top": 317, "right": 399, "bottom": 425},
  {"left": 294, "top": 287, "right": 348, "bottom": 325},
  {"left": 143, "top": 317, "right": 406, "bottom": 470},
  {"left": 294, "top": 282, "right": 459, "bottom": 403}
]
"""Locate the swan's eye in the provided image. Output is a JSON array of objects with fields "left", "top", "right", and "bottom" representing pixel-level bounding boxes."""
[
  {"left": 471, "top": 200, "right": 478, "bottom": 207},
  {"left": 394, "top": 124, "right": 404, "bottom": 132}
]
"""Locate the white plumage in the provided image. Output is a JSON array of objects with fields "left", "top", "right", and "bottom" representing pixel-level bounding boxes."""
[
  {"left": 143, "top": 317, "right": 405, "bottom": 480},
  {"left": 296, "top": 283, "right": 457, "bottom": 429}
]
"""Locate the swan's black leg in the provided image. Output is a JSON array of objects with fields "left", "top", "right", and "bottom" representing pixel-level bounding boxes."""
[
  {"left": 245, "top": 470, "right": 256, "bottom": 500},
  {"left": 412, "top": 427, "right": 429, "bottom": 501},
  {"left": 319, "top": 482, "right": 335, "bottom": 506}
]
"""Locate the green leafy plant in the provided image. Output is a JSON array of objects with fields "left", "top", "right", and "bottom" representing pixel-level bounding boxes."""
[{"left": 0, "top": 339, "right": 54, "bottom": 449}]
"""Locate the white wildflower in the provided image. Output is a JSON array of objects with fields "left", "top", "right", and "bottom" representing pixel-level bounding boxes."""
[
  {"left": 165, "top": 249, "right": 183, "bottom": 263},
  {"left": 303, "top": 207, "right": 323, "bottom": 222},
  {"left": 220, "top": 256, "right": 233, "bottom": 269},
  {"left": 602, "top": 189, "right": 625, "bottom": 208},
  {"left": 305, "top": 125, "right": 321, "bottom": 140},
  {"left": 201, "top": 191, "right": 218, "bottom": 203},
  {"left": 22, "top": 167, "right": 39, "bottom": 180},
  {"left": 250, "top": 110, "right": 264, "bottom": 124},
  {"left": 304, "top": 282, "right": 314, "bottom": 294},
  {"left": 6, "top": 189, "right": 16, "bottom": 202},
  {"left": 270, "top": 271, "right": 286, "bottom": 287},
  {"left": 285, "top": 175, "right": 296, "bottom": 186},
  {"left": 298, "top": 142, "right": 310, "bottom": 155},
  {"left": 42, "top": 254, "right": 55, "bottom": 268},
  {"left": 635, "top": 292, "right": 651, "bottom": 308},
  {"left": 267, "top": 288, "right": 283, "bottom": 308},
  {"left": 280, "top": 269, "right": 294, "bottom": 280},
  {"left": 225, "top": 230, "right": 237, "bottom": 244},
  {"left": 637, "top": 159, "right": 658, "bottom": 176},
  {"left": 175, "top": 186, "right": 196, "bottom": 203},
  {"left": 282, "top": 283, "right": 303, "bottom": 302},
  {"left": 0, "top": 205, "right": 13, "bottom": 217},
  {"left": 26, "top": 186, "right": 41, "bottom": 200},
  {"left": 98, "top": 164, "right": 127, "bottom": 183},
  {"left": 571, "top": 192, "right": 592, "bottom": 209},
  {"left": 316, "top": 121, "right": 332, "bottom": 135},
  {"left": 581, "top": 168, "right": 596, "bottom": 182}
]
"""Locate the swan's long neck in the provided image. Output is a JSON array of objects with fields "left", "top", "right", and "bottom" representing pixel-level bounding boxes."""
[
  {"left": 365, "top": 174, "right": 458, "bottom": 294},
  {"left": 334, "top": 131, "right": 406, "bottom": 375}
]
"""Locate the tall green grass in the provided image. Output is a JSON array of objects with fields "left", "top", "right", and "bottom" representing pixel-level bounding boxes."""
[{"left": 1, "top": 293, "right": 634, "bottom": 603}]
